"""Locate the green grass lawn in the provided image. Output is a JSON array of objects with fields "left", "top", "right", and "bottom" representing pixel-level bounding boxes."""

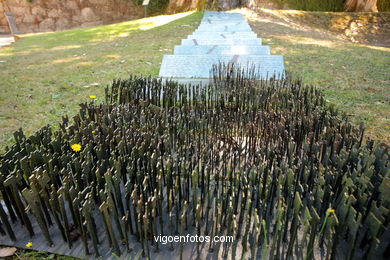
[
  {"left": 0, "top": 11, "right": 203, "bottom": 152},
  {"left": 0, "top": 8, "right": 389, "bottom": 259},
  {"left": 244, "top": 9, "right": 390, "bottom": 143},
  {"left": 0, "top": 9, "right": 389, "bottom": 153}
]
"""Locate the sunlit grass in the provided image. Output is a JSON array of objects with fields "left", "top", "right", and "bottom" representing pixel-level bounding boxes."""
[
  {"left": 0, "top": 8, "right": 388, "bottom": 259},
  {"left": 0, "top": 11, "right": 203, "bottom": 151},
  {"left": 0, "top": 7, "right": 389, "bottom": 152},
  {"left": 243, "top": 8, "right": 390, "bottom": 143}
]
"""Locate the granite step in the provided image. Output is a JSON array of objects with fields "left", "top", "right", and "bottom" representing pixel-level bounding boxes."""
[
  {"left": 202, "top": 18, "right": 245, "bottom": 22},
  {"left": 199, "top": 20, "right": 249, "bottom": 26},
  {"left": 188, "top": 34, "right": 259, "bottom": 41},
  {"left": 158, "top": 11, "right": 285, "bottom": 81},
  {"left": 181, "top": 38, "right": 261, "bottom": 46},
  {"left": 195, "top": 25, "right": 252, "bottom": 32},
  {"left": 203, "top": 12, "right": 245, "bottom": 18},
  {"left": 159, "top": 55, "right": 284, "bottom": 79},
  {"left": 189, "top": 32, "right": 258, "bottom": 38},
  {"left": 194, "top": 29, "right": 253, "bottom": 33},
  {"left": 197, "top": 23, "right": 251, "bottom": 28},
  {"left": 173, "top": 45, "right": 270, "bottom": 55}
]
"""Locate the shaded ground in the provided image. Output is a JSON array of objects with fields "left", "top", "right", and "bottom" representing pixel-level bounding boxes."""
[{"left": 240, "top": 8, "right": 390, "bottom": 143}]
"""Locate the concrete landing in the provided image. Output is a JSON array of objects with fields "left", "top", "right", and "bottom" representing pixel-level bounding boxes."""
[
  {"left": 181, "top": 38, "right": 262, "bottom": 46},
  {"left": 188, "top": 32, "right": 258, "bottom": 39},
  {"left": 173, "top": 45, "right": 270, "bottom": 55}
]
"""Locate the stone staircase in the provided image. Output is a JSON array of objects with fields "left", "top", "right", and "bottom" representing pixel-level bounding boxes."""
[{"left": 158, "top": 11, "right": 284, "bottom": 82}]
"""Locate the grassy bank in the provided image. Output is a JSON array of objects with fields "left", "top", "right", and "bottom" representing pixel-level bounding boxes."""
[
  {"left": 0, "top": 10, "right": 390, "bottom": 150},
  {"left": 0, "top": 8, "right": 389, "bottom": 259},
  {"left": 0, "top": 9, "right": 389, "bottom": 150},
  {"left": 243, "top": 9, "right": 390, "bottom": 143},
  {"left": 0, "top": 11, "right": 203, "bottom": 152}
]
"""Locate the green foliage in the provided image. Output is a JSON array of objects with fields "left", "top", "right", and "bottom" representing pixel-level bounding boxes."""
[
  {"left": 378, "top": 0, "right": 390, "bottom": 11},
  {"left": 274, "top": 0, "right": 390, "bottom": 11},
  {"left": 275, "top": 0, "right": 345, "bottom": 11}
]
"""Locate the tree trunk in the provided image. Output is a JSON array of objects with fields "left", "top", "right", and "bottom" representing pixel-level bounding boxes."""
[
  {"left": 344, "top": 0, "right": 378, "bottom": 12},
  {"left": 166, "top": 0, "right": 195, "bottom": 13}
]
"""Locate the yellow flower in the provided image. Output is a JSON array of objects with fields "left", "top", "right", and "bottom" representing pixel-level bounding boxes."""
[
  {"left": 327, "top": 208, "right": 335, "bottom": 214},
  {"left": 89, "top": 95, "right": 97, "bottom": 99},
  {"left": 71, "top": 143, "right": 82, "bottom": 152},
  {"left": 26, "top": 242, "right": 32, "bottom": 247},
  {"left": 92, "top": 130, "right": 95, "bottom": 134},
  {"left": 285, "top": 61, "right": 289, "bottom": 64}
]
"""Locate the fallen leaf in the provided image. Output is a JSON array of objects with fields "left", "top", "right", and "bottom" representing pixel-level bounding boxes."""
[{"left": 0, "top": 247, "right": 17, "bottom": 257}]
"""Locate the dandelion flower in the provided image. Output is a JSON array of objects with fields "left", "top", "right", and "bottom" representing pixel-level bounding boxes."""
[
  {"left": 89, "top": 95, "right": 97, "bottom": 99},
  {"left": 71, "top": 143, "right": 82, "bottom": 152},
  {"left": 327, "top": 208, "right": 335, "bottom": 214},
  {"left": 285, "top": 61, "right": 289, "bottom": 64},
  {"left": 92, "top": 130, "right": 95, "bottom": 134},
  {"left": 26, "top": 242, "right": 32, "bottom": 247}
]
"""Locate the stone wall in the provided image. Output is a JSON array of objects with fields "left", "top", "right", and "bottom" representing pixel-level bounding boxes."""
[
  {"left": 0, "top": 0, "right": 143, "bottom": 34},
  {"left": 167, "top": 0, "right": 199, "bottom": 13}
]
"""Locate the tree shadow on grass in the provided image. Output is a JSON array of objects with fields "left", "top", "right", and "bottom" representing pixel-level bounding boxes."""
[
  {"left": 0, "top": 11, "right": 203, "bottom": 150},
  {"left": 0, "top": 12, "right": 202, "bottom": 59},
  {"left": 242, "top": 8, "right": 390, "bottom": 142}
]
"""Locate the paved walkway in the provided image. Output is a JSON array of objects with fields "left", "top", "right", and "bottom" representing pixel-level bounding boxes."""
[
  {"left": 159, "top": 11, "right": 284, "bottom": 81},
  {"left": 0, "top": 35, "right": 15, "bottom": 48}
]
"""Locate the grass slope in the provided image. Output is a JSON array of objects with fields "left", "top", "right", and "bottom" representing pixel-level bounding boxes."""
[
  {"left": 0, "top": 12, "right": 203, "bottom": 152},
  {"left": 1, "top": 9, "right": 389, "bottom": 151},
  {"left": 242, "top": 9, "right": 390, "bottom": 143},
  {"left": 0, "top": 8, "right": 389, "bottom": 259}
]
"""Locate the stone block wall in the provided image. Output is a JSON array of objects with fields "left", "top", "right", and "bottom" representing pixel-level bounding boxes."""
[
  {"left": 0, "top": 0, "right": 143, "bottom": 34},
  {"left": 166, "top": 0, "right": 199, "bottom": 13}
]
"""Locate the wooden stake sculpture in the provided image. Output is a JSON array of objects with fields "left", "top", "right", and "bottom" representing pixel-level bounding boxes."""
[{"left": 0, "top": 65, "right": 389, "bottom": 259}]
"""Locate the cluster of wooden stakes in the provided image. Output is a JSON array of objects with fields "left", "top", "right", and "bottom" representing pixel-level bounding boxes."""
[{"left": 0, "top": 65, "right": 389, "bottom": 259}]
